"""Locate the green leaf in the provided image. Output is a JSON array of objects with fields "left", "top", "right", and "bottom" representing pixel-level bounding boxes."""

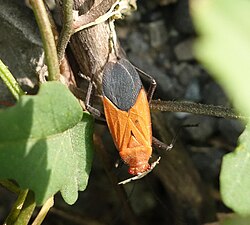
[
  {"left": 220, "top": 128, "right": 250, "bottom": 215},
  {"left": 222, "top": 214, "right": 250, "bottom": 225},
  {"left": 191, "top": 0, "right": 250, "bottom": 120},
  {"left": 190, "top": 0, "right": 250, "bottom": 216},
  {"left": 0, "top": 81, "right": 94, "bottom": 205}
]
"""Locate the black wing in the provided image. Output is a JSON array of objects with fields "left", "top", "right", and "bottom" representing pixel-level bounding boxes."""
[{"left": 102, "top": 58, "right": 142, "bottom": 111}]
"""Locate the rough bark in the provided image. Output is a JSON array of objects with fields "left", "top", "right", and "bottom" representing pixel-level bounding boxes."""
[{"left": 69, "top": 0, "right": 121, "bottom": 93}]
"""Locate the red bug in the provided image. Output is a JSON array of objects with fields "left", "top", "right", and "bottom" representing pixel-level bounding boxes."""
[{"left": 86, "top": 58, "right": 164, "bottom": 183}]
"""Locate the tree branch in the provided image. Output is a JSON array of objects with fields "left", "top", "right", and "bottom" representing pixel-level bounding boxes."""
[{"left": 151, "top": 100, "right": 245, "bottom": 120}]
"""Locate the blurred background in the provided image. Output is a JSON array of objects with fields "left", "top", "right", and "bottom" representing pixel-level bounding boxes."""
[{"left": 0, "top": 0, "right": 244, "bottom": 224}]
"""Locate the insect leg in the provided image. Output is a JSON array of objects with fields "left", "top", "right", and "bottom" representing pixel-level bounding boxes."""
[
  {"left": 85, "top": 81, "right": 106, "bottom": 121},
  {"left": 152, "top": 124, "right": 198, "bottom": 152},
  {"left": 152, "top": 137, "right": 173, "bottom": 152},
  {"left": 134, "top": 67, "right": 157, "bottom": 103}
]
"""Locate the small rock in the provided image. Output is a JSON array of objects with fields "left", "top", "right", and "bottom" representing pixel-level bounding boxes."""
[
  {"left": 156, "top": 50, "right": 172, "bottom": 70},
  {"left": 157, "top": 0, "right": 178, "bottom": 6},
  {"left": 128, "top": 53, "right": 176, "bottom": 99},
  {"left": 0, "top": 0, "right": 42, "bottom": 100},
  {"left": 143, "top": 10, "right": 163, "bottom": 22},
  {"left": 218, "top": 119, "right": 244, "bottom": 145},
  {"left": 190, "top": 147, "right": 225, "bottom": 182},
  {"left": 138, "top": 1, "right": 159, "bottom": 13},
  {"left": 173, "top": 0, "right": 195, "bottom": 34},
  {"left": 185, "top": 78, "right": 201, "bottom": 102},
  {"left": 168, "top": 77, "right": 186, "bottom": 99},
  {"left": 116, "top": 25, "right": 130, "bottom": 40},
  {"left": 182, "top": 115, "right": 217, "bottom": 142},
  {"left": 149, "top": 20, "right": 168, "bottom": 48},
  {"left": 172, "top": 62, "right": 201, "bottom": 86},
  {"left": 168, "top": 28, "right": 179, "bottom": 38},
  {"left": 174, "top": 38, "right": 194, "bottom": 61},
  {"left": 126, "top": 31, "right": 149, "bottom": 53},
  {"left": 202, "top": 82, "right": 229, "bottom": 106}
]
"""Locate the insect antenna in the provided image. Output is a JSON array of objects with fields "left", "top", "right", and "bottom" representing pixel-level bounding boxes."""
[{"left": 152, "top": 124, "right": 199, "bottom": 153}]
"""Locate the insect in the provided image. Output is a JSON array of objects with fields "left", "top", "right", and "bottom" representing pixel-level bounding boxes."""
[{"left": 86, "top": 58, "right": 167, "bottom": 183}]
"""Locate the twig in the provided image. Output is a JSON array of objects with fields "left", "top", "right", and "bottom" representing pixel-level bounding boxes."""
[
  {"left": 30, "top": 0, "right": 60, "bottom": 81},
  {"left": 57, "top": 0, "right": 73, "bottom": 63},
  {"left": 150, "top": 100, "right": 245, "bottom": 120},
  {"left": 72, "top": 0, "right": 117, "bottom": 32},
  {"left": 43, "top": 1, "right": 77, "bottom": 88},
  {"left": 73, "top": 0, "right": 135, "bottom": 33},
  {"left": 3, "top": 189, "right": 29, "bottom": 225},
  {"left": 0, "top": 180, "right": 20, "bottom": 194},
  {"left": 13, "top": 191, "right": 36, "bottom": 225},
  {"left": 31, "top": 197, "right": 54, "bottom": 225},
  {"left": 69, "top": 0, "right": 121, "bottom": 93},
  {"left": 0, "top": 59, "right": 25, "bottom": 100}
]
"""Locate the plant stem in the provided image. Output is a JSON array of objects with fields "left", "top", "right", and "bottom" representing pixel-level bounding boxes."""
[
  {"left": 29, "top": 0, "right": 60, "bottom": 81},
  {"left": 0, "top": 180, "right": 20, "bottom": 194},
  {"left": 14, "top": 191, "right": 36, "bottom": 225},
  {"left": 150, "top": 100, "right": 245, "bottom": 120},
  {"left": 31, "top": 197, "right": 54, "bottom": 225},
  {"left": 0, "top": 60, "right": 25, "bottom": 100},
  {"left": 57, "top": 0, "right": 73, "bottom": 63},
  {"left": 3, "top": 189, "right": 28, "bottom": 225}
]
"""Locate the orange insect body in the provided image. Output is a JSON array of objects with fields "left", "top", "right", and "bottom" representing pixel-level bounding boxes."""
[
  {"left": 102, "top": 58, "right": 153, "bottom": 175},
  {"left": 103, "top": 89, "right": 152, "bottom": 175}
]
